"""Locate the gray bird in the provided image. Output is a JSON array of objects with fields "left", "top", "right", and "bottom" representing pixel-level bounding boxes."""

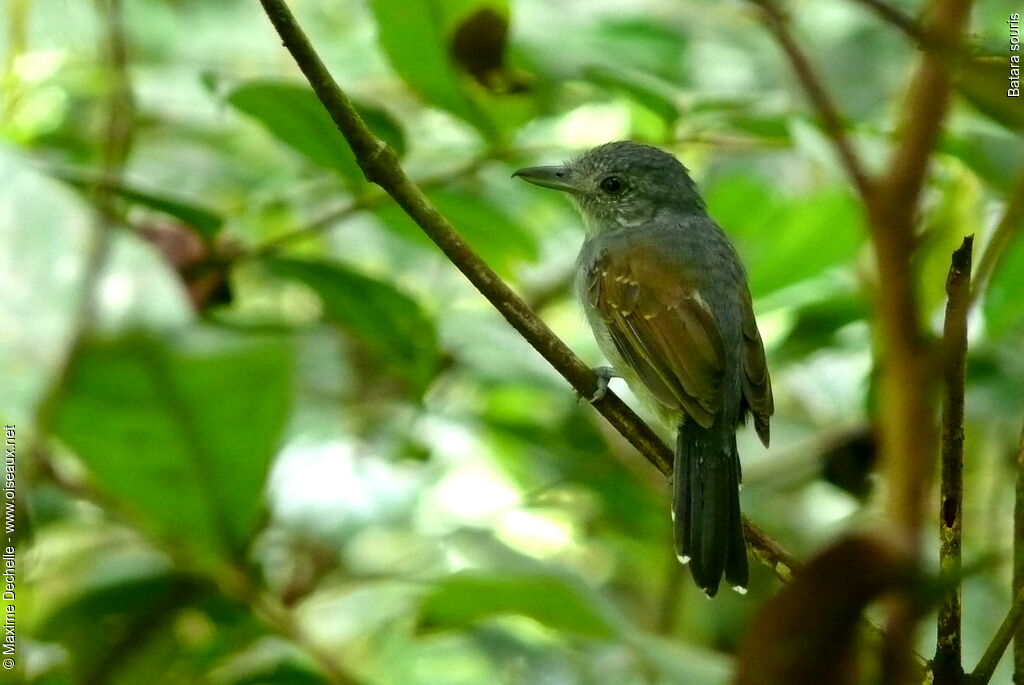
[{"left": 514, "top": 141, "right": 773, "bottom": 596}]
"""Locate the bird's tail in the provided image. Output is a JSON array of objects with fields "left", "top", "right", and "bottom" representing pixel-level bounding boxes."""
[{"left": 674, "top": 421, "right": 748, "bottom": 597}]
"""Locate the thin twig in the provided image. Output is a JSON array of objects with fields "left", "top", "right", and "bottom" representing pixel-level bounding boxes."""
[
  {"left": 81, "top": 0, "right": 135, "bottom": 327},
  {"left": 36, "top": 0, "right": 134, "bottom": 430},
  {"left": 250, "top": 590, "right": 363, "bottom": 685},
  {"left": 1014, "top": 421, "right": 1024, "bottom": 684},
  {"left": 934, "top": 236, "right": 973, "bottom": 685},
  {"left": 248, "top": 156, "right": 490, "bottom": 258},
  {"left": 969, "top": 170, "right": 1024, "bottom": 307},
  {"left": 257, "top": 0, "right": 796, "bottom": 581},
  {"left": 847, "top": 0, "right": 925, "bottom": 44},
  {"left": 970, "top": 586, "right": 1024, "bottom": 684},
  {"left": 747, "top": 0, "right": 874, "bottom": 203}
]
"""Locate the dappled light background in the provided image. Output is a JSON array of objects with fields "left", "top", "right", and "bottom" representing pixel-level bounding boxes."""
[{"left": 3, "top": 0, "right": 1023, "bottom": 683}]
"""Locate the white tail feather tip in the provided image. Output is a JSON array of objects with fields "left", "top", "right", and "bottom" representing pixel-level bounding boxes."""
[
  {"left": 732, "top": 585, "right": 748, "bottom": 595},
  {"left": 676, "top": 554, "right": 690, "bottom": 565}
]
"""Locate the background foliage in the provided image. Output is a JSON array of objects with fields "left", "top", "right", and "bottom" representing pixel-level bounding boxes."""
[{"left": 3, "top": 0, "right": 1023, "bottom": 683}]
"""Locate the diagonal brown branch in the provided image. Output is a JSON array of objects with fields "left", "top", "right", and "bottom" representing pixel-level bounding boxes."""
[
  {"left": 848, "top": 0, "right": 924, "bottom": 43},
  {"left": 748, "top": 0, "right": 874, "bottom": 204},
  {"left": 971, "top": 585, "right": 1024, "bottom": 684},
  {"left": 258, "top": 0, "right": 795, "bottom": 581}
]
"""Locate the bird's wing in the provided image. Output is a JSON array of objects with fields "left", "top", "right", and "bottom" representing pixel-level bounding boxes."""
[
  {"left": 739, "top": 287, "right": 773, "bottom": 446},
  {"left": 585, "top": 244, "right": 725, "bottom": 428}
]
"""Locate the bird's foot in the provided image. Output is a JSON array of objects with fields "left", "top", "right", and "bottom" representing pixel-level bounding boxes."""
[{"left": 585, "top": 366, "right": 619, "bottom": 402}]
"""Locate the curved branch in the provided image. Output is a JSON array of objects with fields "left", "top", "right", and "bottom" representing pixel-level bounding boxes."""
[{"left": 257, "top": 0, "right": 795, "bottom": 581}]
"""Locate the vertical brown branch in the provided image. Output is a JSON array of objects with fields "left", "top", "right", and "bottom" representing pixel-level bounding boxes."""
[
  {"left": 1015, "top": 422, "right": 1024, "bottom": 684},
  {"left": 934, "top": 236, "right": 973, "bottom": 685},
  {"left": 867, "top": 1, "right": 972, "bottom": 681}
]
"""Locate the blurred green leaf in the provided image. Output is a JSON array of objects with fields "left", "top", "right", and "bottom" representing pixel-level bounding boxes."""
[
  {"left": 632, "top": 635, "right": 733, "bottom": 685},
  {"left": 583, "top": 65, "right": 679, "bottom": 125},
  {"left": 419, "top": 571, "right": 619, "bottom": 639},
  {"left": 227, "top": 80, "right": 405, "bottom": 184},
  {"left": 264, "top": 257, "right": 440, "bottom": 396},
  {"left": 725, "top": 113, "right": 793, "bottom": 144},
  {"left": 52, "top": 168, "right": 224, "bottom": 240},
  {"left": 368, "top": 0, "right": 502, "bottom": 139},
  {"left": 941, "top": 129, "right": 1024, "bottom": 194},
  {"left": 587, "top": 20, "right": 688, "bottom": 84},
  {"left": 706, "top": 176, "right": 865, "bottom": 295},
  {"left": 917, "top": 164, "right": 981, "bottom": 316},
  {"left": 480, "top": 385, "right": 662, "bottom": 537},
  {"left": 36, "top": 559, "right": 202, "bottom": 680},
  {"left": 51, "top": 330, "right": 294, "bottom": 561},
  {"left": 985, "top": 236, "right": 1024, "bottom": 338},
  {"left": 956, "top": 57, "right": 1024, "bottom": 133},
  {"left": 775, "top": 291, "right": 869, "bottom": 361},
  {"left": 33, "top": 541, "right": 265, "bottom": 685},
  {"left": 375, "top": 188, "right": 538, "bottom": 275}
]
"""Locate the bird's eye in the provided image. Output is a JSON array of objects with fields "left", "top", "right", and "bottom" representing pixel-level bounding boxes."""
[{"left": 599, "top": 176, "right": 624, "bottom": 194}]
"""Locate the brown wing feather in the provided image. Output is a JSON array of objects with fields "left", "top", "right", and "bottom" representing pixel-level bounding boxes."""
[
  {"left": 739, "top": 289, "right": 774, "bottom": 446},
  {"left": 587, "top": 245, "right": 725, "bottom": 428}
]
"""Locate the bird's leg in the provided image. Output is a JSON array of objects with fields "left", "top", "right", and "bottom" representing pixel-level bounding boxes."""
[{"left": 587, "top": 366, "right": 620, "bottom": 402}]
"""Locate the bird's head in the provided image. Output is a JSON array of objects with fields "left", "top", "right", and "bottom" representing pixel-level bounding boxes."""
[{"left": 513, "top": 141, "right": 706, "bottom": 233}]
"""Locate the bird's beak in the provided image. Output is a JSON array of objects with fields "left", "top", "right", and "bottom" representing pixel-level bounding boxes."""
[{"left": 512, "top": 165, "right": 579, "bottom": 193}]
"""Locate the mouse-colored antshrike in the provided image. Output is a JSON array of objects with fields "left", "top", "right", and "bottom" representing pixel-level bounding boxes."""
[{"left": 515, "top": 141, "right": 773, "bottom": 596}]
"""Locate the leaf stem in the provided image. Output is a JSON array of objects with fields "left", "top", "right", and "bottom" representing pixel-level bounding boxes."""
[{"left": 970, "top": 585, "right": 1024, "bottom": 684}]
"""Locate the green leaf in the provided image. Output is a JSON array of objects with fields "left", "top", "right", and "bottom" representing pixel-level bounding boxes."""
[
  {"left": 418, "top": 571, "right": 620, "bottom": 639},
  {"left": 941, "top": 129, "right": 1024, "bottom": 194},
  {"left": 775, "top": 291, "right": 869, "bottom": 361},
  {"left": 725, "top": 113, "right": 793, "bottom": 144},
  {"left": 36, "top": 559, "right": 201, "bottom": 678},
  {"left": 956, "top": 57, "right": 1024, "bottom": 133},
  {"left": 583, "top": 65, "right": 679, "bottom": 125},
  {"left": 227, "top": 80, "right": 406, "bottom": 185},
  {"left": 706, "top": 175, "right": 865, "bottom": 296},
  {"left": 374, "top": 188, "right": 538, "bottom": 275},
  {"left": 264, "top": 257, "right": 440, "bottom": 396},
  {"left": 985, "top": 236, "right": 1024, "bottom": 338},
  {"left": 50, "top": 330, "right": 294, "bottom": 562},
  {"left": 917, "top": 163, "right": 981, "bottom": 316},
  {"left": 368, "top": 0, "right": 502, "bottom": 139},
  {"left": 587, "top": 20, "right": 689, "bottom": 85},
  {"left": 52, "top": 168, "right": 224, "bottom": 240}
]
